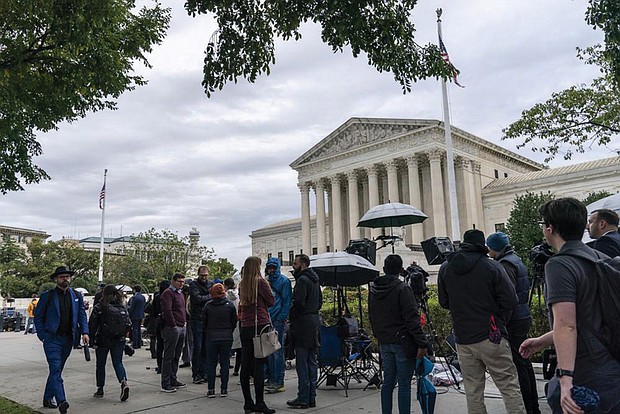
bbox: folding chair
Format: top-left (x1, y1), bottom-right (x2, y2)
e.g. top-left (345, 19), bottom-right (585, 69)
top-left (317, 325), bottom-right (350, 397)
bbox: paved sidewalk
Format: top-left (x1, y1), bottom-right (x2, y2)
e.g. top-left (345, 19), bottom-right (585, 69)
top-left (0, 333), bottom-right (551, 413)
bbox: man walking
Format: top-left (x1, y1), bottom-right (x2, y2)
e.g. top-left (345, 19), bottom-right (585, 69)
top-left (438, 229), bottom-right (525, 414)
top-left (487, 232), bottom-right (540, 414)
top-left (265, 257), bottom-right (292, 394)
top-left (128, 285), bottom-right (146, 349)
top-left (520, 198), bottom-right (620, 413)
top-left (587, 208), bottom-right (620, 257)
top-left (24, 294), bottom-right (38, 335)
top-left (188, 265), bottom-right (213, 384)
top-left (369, 254), bottom-right (427, 414)
top-left (287, 254), bottom-right (322, 409)
top-left (160, 273), bottom-right (188, 393)
top-left (34, 266), bottom-right (89, 413)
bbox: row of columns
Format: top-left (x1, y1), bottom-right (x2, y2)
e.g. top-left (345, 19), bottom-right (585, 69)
top-left (298, 152), bottom-right (483, 255)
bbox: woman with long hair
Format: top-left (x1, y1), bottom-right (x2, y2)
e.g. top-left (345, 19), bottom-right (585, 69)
top-left (238, 257), bottom-right (275, 414)
top-left (88, 284), bottom-right (132, 401)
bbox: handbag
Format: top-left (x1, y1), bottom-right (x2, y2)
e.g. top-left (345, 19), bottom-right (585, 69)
top-left (252, 280), bottom-right (281, 359)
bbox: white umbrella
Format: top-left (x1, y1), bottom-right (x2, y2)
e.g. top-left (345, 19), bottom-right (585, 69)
top-left (586, 193), bottom-right (620, 214)
top-left (357, 202), bottom-right (428, 228)
top-left (310, 251), bottom-right (379, 287)
top-left (115, 284), bottom-right (133, 293)
top-left (74, 287), bottom-right (89, 295)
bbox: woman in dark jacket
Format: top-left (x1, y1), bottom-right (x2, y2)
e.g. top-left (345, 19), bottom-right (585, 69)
top-left (202, 283), bottom-right (238, 398)
top-left (88, 284), bottom-right (131, 401)
top-left (238, 256), bottom-right (275, 414)
top-left (152, 279), bottom-right (170, 373)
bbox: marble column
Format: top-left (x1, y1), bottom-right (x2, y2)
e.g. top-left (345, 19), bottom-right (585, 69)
top-left (330, 175), bottom-right (344, 251)
top-left (361, 178), bottom-right (370, 239)
top-left (427, 149), bottom-right (447, 236)
top-left (406, 155), bottom-right (424, 244)
top-left (299, 182), bottom-right (311, 254)
top-left (366, 165), bottom-right (381, 240)
top-left (472, 161), bottom-right (484, 232)
top-left (346, 170), bottom-right (360, 241)
top-left (385, 160), bottom-right (400, 203)
top-left (314, 180), bottom-right (327, 253)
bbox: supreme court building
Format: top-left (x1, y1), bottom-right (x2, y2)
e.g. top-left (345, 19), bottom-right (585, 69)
top-left (251, 117), bottom-right (620, 268)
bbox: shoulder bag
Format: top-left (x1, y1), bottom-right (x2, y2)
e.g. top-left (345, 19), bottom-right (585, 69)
top-left (253, 279), bottom-right (281, 358)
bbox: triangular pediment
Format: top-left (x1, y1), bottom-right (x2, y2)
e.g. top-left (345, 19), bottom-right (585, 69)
top-left (290, 117), bottom-right (436, 168)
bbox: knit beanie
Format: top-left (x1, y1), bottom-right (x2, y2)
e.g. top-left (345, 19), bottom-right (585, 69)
top-left (462, 229), bottom-right (487, 250)
top-left (486, 232), bottom-right (510, 252)
top-left (210, 283), bottom-right (226, 299)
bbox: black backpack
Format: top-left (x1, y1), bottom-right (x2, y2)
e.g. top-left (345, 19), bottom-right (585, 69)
top-left (100, 303), bottom-right (131, 340)
top-left (556, 250), bottom-right (620, 361)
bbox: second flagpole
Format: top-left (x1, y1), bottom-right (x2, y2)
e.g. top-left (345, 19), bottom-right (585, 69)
top-left (98, 169), bottom-right (108, 283)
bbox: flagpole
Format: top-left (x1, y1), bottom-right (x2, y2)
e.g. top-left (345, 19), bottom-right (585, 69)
top-left (98, 169), bottom-right (108, 282)
top-left (437, 8), bottom-right (461, 243)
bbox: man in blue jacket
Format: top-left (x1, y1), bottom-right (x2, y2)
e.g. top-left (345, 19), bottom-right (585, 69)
top-left (34, 266), bottom-right (90, 414)
top-left (128, 285), bottom-right (146, 349)
top-left (265, 257), bottom-right (292, 394)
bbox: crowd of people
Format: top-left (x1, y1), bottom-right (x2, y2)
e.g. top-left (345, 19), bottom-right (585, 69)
top-left (28, 199), bottom-right (620, 414)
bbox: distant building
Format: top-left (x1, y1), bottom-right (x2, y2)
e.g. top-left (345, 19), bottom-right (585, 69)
top-left (0, 225), bottom-right (50, 248)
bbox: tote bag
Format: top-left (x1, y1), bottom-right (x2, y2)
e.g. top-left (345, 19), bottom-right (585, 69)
top-left (252, 281), bottom-right (281, 358)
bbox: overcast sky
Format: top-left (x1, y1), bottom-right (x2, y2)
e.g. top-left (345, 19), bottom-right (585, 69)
top-left (1, 0), bottom-right (615, 270)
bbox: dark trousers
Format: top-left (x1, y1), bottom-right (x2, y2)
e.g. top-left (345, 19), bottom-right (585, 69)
top-left (295, 346), bottom-right (318, 405)
top-left (240, 326), bottom-right (268, 406)
top-left (95, 340), bottom-right (127, 387)
top-left (206, 339), bottom-right (233, 391)
top-left (131, 319), bottom-right (142, 348)
top-left (43, 335), bottom-right (73, 403)
top-left (161, 326), bottom-right (185, 388)
top-left (156, 330), bottom-right (164, 369)
top-left (508, 317), bottom-right (541, 414)
top-left (148, 334), bottom-right (157, 359)
top-left (190, 319), bottom-right (207, 378)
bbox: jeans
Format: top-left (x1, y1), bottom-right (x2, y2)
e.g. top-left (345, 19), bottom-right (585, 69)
top-left (95, 340), bottom-right (127, 387)
top-left (206, 339), bottom-right (233, 391)
top-left (24, 316), bottom-right (36, 334)
top-left (131, 319), bottom-right (142, 348)
top-left (380, 343), bottom-right (415, 414)
top-left (508, 317), bottom-right (541, 414)
top-left (267, 319), bottom-right (286, 386)
top-left (190, 319), bottom-right (207, 378)
top-left (295, 346), bottom-right (318, 405)
top-left (161, 325), bottom-right (185, 388)
top-left (43, 334), bottom-right (73, 403)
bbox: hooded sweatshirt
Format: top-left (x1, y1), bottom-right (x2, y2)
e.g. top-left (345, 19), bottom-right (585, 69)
top-left (368, 274), bottom-right (427, 347)
top-left (438, 243), bottom-right (518, 345)
top-left (289, 267), bottom-right (322, 348)
top-left (265, 257), bottom-right (293, 322)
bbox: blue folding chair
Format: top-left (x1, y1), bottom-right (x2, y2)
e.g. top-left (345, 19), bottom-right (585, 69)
top-left (317, 325), bottom-right (350, 396)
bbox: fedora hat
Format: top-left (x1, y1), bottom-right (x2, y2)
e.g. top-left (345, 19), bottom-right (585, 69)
top-left (50, 266), bottom-right (75, 279)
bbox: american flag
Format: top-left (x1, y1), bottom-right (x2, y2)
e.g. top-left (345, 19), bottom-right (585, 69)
top-left (439, 35), bottom-right (463, 88)
top-left (99, 183), bottom-right (106, 210)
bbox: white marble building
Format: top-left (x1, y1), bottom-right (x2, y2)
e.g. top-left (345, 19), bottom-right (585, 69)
top-left (251, 118), bottom-right (620, 269)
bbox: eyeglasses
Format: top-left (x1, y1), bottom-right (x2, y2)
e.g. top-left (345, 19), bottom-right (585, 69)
top-left (538, 221), bottom-right (547, 229)
top-left (198, 274), bottom-right (209, 277)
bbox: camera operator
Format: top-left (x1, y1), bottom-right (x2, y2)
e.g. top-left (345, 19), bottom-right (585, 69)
top-left (403, 261), bottom-right (429, 301)
top-left (487, 232), bottom-right (540, 414)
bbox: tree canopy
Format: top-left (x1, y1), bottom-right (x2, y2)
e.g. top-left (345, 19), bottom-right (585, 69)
top-left (0, 0), bottom-right (170, 193)
top-left (184, 0), bottom-right (455, 97)
top-left (503, 0), bottom-right (620, 162)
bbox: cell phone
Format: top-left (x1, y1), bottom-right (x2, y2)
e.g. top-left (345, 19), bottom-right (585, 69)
top-left (84, 345), bottom-right (91, 361)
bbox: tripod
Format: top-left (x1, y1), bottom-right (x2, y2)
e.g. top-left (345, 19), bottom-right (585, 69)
top-left (417, 292), bottom-right (461, 389)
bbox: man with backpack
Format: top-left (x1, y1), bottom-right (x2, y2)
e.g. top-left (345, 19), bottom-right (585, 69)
top-left (520, 198), bottom-right (620, 413)
top-left (128, 285), bottom-right (146, 349)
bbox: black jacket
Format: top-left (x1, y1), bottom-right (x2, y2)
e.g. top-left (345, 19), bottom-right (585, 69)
top-left (438, 243), bottom-right (518, 345)
top-left (189, 278), bottom-right (213, 321)
top-left (290, 268), bottom-right (322, 348)
top-left (202, 297), bottom-right (238, 342)
top-left (368, 274), bottom-right (427, 347)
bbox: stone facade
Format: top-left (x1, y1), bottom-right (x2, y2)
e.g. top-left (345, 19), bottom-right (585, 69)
top-left (250, 117), bottom-right (620, 271)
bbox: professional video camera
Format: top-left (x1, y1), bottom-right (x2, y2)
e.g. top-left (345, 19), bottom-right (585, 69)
top-left (528, 241), bottom-right (554, 306)
top-left (403, 263), bottom-right (430, 299)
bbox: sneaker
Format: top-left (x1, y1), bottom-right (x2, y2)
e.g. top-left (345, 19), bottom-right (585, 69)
top-left (265, 384), bottom-right (285, 394)
top-left (192, 377), bottom-right (206, 385)
top-left (171, 381), bottom-right (187, 389)
top-left (161, 386), bottom-right (177, 393)
top-left (287, 399), bottom-right (309, 409)
top-left (220, 389), bottom-right (228, 398)
top-left (58, 400), bottom-right (70, 414)
top-left (207, 389), bottom-right (216, 398)
top-left (120, 380), bottom-right (129, 402)
top-left (309, 401), bottom-right (316, 408)
top-left (232, 371), bottom-right (239, 376)
top-left (93, 388), bottom-right (104, 398)
top-left (179, 362), bottom-right (191, 368)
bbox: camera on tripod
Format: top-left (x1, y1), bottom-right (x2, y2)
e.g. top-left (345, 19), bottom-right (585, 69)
top-left (529, 241), bottom-right (554, 269)
top-left (403, 263), bottom-right (430, 299)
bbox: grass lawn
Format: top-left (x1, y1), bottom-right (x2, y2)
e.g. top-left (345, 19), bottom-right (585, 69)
top-left (0, 396), bottom-right (38, 414)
